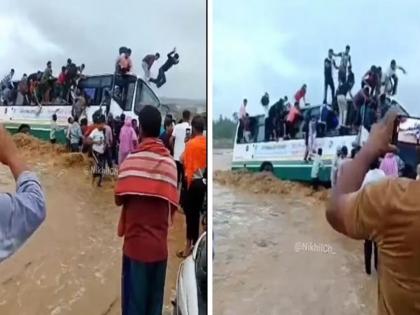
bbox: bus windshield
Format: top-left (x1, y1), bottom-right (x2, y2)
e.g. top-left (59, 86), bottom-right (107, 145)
top-left (112, 75), bottom-right (137, 111)
top-left (78, 74), bottom-right (137, 111)
top-left (134, 79), bottom-right (160, 116)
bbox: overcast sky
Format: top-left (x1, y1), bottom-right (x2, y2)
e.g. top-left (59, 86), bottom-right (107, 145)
top-left (0, 0), bottom-right (206, 100)
top-left (214, 0), bottom-right (420, 119)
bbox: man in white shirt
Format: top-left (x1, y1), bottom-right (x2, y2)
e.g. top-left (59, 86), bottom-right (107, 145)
top-left (384, 59), bottom-right (406, 96)
top-left (172, 110), bottom-right (191, 188)
top-left (88, 115), bottom-right (106, 187)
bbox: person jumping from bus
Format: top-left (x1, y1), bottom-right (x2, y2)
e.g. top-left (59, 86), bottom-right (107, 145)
top-left (149, 48), bottom-right (179, 88)
top-left (294, 84), bottom-right (307, 107)
top-left (324, 49), bottom-right (338, 104)
top-left (384, 59), bottom-right (406, 96)
top-left (142, 53), bottom-right (160, 81)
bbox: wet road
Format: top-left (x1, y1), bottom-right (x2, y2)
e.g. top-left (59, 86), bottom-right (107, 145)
top-left (213, 149), bottom-right (376, 315)
top-left (0, 136), bottom-right (184, 315)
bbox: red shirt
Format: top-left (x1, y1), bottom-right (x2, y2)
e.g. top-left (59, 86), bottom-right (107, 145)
top-left (118, 196), bottom-right (176, 263)
top-left (294, 89), bottom-right (306, 102)
top-left (58, 72), bottom-right (66, 85)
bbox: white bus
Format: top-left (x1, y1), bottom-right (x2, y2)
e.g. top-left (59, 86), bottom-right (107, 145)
top-left (232, 97), bottom-right (410, 182)
top-left (0, 74), bottom-right (168, 143)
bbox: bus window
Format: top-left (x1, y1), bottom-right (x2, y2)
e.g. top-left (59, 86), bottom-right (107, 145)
top-left (113, 76), bottom-right (136, 111)
top-left (134, 79), bottom-right (160, 116)
top-left (78, 76), bottom-right (104, 105)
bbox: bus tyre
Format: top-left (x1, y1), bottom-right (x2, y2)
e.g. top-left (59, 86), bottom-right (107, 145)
top-left (17, 124), bottom-right (31, 135)
top-left (260, 162), bottom-right (274, 173)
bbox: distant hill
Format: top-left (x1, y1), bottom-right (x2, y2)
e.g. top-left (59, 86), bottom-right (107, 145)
top-left (160, 97), bottom-right (206, 115)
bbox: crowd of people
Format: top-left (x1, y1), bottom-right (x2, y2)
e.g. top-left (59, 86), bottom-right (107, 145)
top-left (0, 59), bottom-right (86, 106)
top-left (14, 105), bottom-right (207, 315)
top-left (237, 45), bottom-right (407, 155)
top-left (0, 46), bottom-right (181, 108)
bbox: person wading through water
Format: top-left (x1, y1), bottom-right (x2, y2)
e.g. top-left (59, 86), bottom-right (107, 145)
top-left (115, 105), bottom-right (178, 315)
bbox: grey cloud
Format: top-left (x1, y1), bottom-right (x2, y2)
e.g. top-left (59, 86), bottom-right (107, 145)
top-left (214, 0), bottom-right (420, 117)
top-left (1, 0), bottom-right (206, 100)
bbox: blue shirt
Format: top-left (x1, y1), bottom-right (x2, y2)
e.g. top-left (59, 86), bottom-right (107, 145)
top-left (0, 171), bottom-right (46, 262)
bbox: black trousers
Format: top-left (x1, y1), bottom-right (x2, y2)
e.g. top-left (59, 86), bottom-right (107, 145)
top-left (391, 74), bottom-right (398, 95)
top-left (150, 68), bottom-right (166, 88)
top-left (324, 76), bottom-right (335, 103)
top-left (92, 150), bottom-right (106, 185)
top-left (264, 117), bottom-right (271, 141)
top-left (311, 177), bottom-right (320, 190)
top-left (364, 240), bottom-right (378, 274)
top-left (184, 179), bottom-right (206, 244)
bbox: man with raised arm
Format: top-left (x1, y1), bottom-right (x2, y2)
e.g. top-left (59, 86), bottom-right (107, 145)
top-left (0, 125), bottom-right (46, 262)
top-left (149, 48), bottom-right (180, 88)
top-left (384, 59), bottom-right (406, 96)
top-left (326, 109), bottom-right (420, 314)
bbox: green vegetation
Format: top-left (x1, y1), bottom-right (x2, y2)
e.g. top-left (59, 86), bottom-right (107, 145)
top-left (213, 114), bottom-right (237, 148)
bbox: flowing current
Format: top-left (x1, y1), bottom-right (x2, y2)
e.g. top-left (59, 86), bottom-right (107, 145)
top-left (0, 135), bottom-right (183, 315)
top-left (213, 149), bottom-right (376, 315)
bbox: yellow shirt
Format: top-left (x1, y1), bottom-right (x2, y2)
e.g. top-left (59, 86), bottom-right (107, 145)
top-left (344, 178), bottom-right (420, 314)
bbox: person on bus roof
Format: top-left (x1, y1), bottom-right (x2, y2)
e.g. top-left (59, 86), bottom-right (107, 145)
top-left (149, 47), bottom-right (179, 88)
top-left (294, 84), bottom-right (307, 107)
top-left (142, 52), bottom-right (160, 81)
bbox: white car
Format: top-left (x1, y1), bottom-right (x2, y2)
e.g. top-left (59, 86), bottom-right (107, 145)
top-left (173, 232), bottom-right (207, 315)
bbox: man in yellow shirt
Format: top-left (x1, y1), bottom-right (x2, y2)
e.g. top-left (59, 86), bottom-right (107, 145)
top-left (327, 109), bottom-right (420, 314)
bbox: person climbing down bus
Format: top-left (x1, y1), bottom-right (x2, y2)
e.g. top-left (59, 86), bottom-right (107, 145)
top-left (311, 148), bottom-right (324, 191)
top-left (149, 48), bottom-right (179, 88)
top-left (294, 84), bottom-right (307, 107)
top-left (285, 102), bottom-right (301, 139)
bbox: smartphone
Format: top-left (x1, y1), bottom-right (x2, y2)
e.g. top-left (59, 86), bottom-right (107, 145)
top-left (185, 127), bottom-right (191, 142)
top-left (393, 116), bottom-right (420, 145)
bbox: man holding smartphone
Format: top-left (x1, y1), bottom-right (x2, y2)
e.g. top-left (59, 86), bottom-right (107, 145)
top-left (0, 125), bottom-right (46, 262)
top-left (327, 109), bottom-right (420, 314)
top-left (171, 110), bottom-right (191, 188)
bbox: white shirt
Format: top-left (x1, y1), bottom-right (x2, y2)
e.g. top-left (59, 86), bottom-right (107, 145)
top-left (90, 128), bottom-right (105, 154)
top-left (173, 122), bottom-right (190, 161)
top-left (361, 169), bottom-right (386, 188)
top-left (263, 105), bottom-right (269, 118)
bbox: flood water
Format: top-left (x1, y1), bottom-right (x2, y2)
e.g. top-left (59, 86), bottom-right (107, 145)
top-left (0, 136), bottom-right (185, 315)
top-left (213, 149), bottom-right (376, 315)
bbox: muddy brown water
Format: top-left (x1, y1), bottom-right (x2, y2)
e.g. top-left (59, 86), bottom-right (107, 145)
top-left (0, 135), bottom-right (185, 315)
top-left (213, 149), bottom-right (376, 315)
